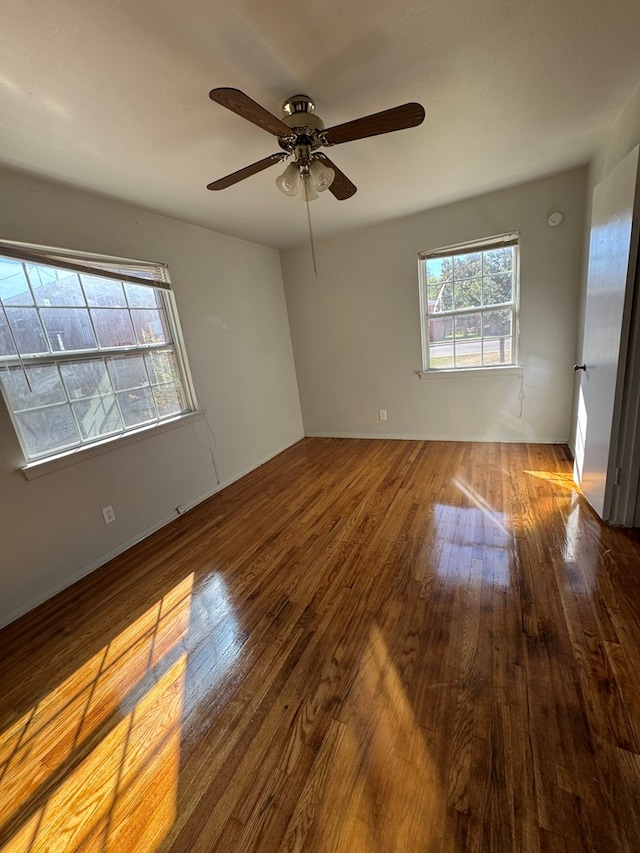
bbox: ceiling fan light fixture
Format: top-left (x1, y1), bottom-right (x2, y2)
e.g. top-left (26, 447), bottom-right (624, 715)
top-left (276, 162), bottom-right (300, 196)
top-left (297, 173), bottom-right (319, 202)
top-left (309, 158), bottom-right (335, 192)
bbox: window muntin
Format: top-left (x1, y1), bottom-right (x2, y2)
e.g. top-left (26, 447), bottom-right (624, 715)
top-left (419, 235), bottom-right (518, 371)
top-left (0, 250), bottom-right (194, 462)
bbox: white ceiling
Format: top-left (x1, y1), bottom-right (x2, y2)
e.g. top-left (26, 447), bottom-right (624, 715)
top-left (3, 0), bottom-right (640, 249)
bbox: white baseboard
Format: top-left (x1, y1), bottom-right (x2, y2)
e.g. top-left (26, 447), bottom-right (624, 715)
top-left (305, 431), bottom-right (569, 444)
top-left (0, 432), bottom-right (305, 630)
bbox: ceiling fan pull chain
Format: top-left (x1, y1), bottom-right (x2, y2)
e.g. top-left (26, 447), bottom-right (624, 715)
top-left (304, 178), bottom-right (318, 278)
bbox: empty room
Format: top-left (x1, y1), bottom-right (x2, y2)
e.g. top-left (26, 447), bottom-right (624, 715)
top-left (2, 0), bottom-right (640, 850)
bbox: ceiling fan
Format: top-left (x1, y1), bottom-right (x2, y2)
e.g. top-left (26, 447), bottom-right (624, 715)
top-left (207, 88), bottom-right (426, 202)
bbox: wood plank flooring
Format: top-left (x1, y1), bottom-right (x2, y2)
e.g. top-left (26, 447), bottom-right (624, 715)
top-left (2, 438), bottom-right (640, 852)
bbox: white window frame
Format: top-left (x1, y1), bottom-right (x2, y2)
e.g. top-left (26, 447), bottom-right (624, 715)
top-left (0, 238), bottom-right (198, 476)
top-left (418, 232), bottom-right (520, 375)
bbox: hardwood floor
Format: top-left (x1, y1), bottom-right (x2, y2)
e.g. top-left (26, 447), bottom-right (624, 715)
top-left (2, 438), bottom-right (640, 852)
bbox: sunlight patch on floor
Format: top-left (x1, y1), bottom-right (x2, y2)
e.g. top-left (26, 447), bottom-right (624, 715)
top-left (524, 469), bottom-right (582, 493)
top-left (289, 622), bottom-right (451, 851)
top-left (0, 575), bottom-right (194, 853)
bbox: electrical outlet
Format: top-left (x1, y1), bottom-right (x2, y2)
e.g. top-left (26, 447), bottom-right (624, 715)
top-left (379, 409), bottom-right (387, 421)
top-left (102, 505), bottom-right (116, 524)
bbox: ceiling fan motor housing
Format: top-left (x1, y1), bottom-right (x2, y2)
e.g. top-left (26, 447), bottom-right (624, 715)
top-left (279, 95), bottom-right (325, 155)
top-left (282, 94), bottom-right (317, 116)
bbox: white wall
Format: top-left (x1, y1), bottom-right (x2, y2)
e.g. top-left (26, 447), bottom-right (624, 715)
top-left (0, 168), bottom-right (303, 627)
top-left (282, 168), bottom-right (586, 443)
top-left (590, 81), bottom-right (640, 187)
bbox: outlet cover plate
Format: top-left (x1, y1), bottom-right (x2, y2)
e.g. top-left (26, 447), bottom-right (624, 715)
top-left (102, 505), bottom-right (116, 524)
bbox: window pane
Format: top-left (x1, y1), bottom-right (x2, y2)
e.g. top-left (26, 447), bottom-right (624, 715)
top-left (116, 387), bottom-right (157, 427)
top-left (91, 308), bottom-right (136, 348)
top-left (427, 280), bottom-right (440, 302)
top-left (81, 275), bottom-right (126, 307)
top-left (454, 252), bottom-right (481, 279)
top-left (454, 312), bottom-right (482, 341)
top-left (28, 265), bottom-right (85, 307)
top-left (483, 337), bottom-right (511, 365)
top-left (455, 338), bottom-right (482, 368)
top-left (5, 307), bottom-right (49, 355)
top-left (454, 278), bottom-right (481, 310)
top-left (2, 364), bottom-right (67, 410)
top-left (16, 406), bottom-right (80, 457)
top-left (125, 282), bottom-right (158, 308)
top-left (153, 384), bottom-right (184, 418)
top-left (483, 247), bottom-right (513, 275)
top-left (483, 274), bottom-right (512, 306)
top-left (131, 309), bottom-right (168, 345)
top-left (71, 395), bottom-right (123, 439)
top-left (0, 258), bottom-right (32, 305)
top-left (145, 350), bottom-right (179, 385)
top-left (107, 354), bottom-right (149, 391)
top-left (427, 282), bottom-right (452, 313)
top-left (60, 359), bottom-right (111, 400)
top-left (483, 309), bottom-right (512, 338)
top-left (428, 345), bottom-right (454, 370)
top-left (41, 307), bottom-right (96, 352)
top-left (0, 311), bottom-right (17, 355)
top-left (426, 257), bottom-right (452, 283)
top-left (428, 315), bottom-right (453, 344)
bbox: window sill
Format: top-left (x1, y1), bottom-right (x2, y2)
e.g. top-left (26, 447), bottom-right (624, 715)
top-left (418, 365), bottom-right (523, 380)
top-left (21, 411), bottom-right (204, 480)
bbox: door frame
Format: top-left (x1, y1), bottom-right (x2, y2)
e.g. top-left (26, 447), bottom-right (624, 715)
top-left (600, 152), bottom-right (640, 524)
top-left (609, 241), bottom-right (640, 525)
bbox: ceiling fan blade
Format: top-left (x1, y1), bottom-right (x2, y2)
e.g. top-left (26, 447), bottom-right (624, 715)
top-left (207, 153), bottom-right (287, 190)
top-left (315, 153), bottom-right (357, 200)
top-left (323, 102), bottom-right (425, 146)
top-left (209, 88), bottom-right (292, 138)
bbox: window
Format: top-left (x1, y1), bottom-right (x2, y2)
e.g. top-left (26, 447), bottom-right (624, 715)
top-left (0, 240), bottom-right (196, 464)
top-left (418, 233), bottom-right (519, 372)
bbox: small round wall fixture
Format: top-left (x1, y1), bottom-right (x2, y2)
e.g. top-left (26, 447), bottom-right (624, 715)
top-left (547, 211), bottom-right (564, 227)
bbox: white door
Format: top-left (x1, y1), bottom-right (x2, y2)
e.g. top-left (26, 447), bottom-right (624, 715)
top-left (574, 145), bottom-right (640, 519)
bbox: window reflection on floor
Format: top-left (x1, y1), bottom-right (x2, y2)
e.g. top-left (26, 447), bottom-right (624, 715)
top-left (431, 479), bottom-right (511, 587)
top-left (0, 575), bottom-right (194, 853)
